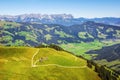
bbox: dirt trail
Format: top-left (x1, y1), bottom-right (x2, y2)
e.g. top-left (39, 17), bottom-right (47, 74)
top-left (34, 63), bottom-right (87, 68)
top-left (31, 49), bottom-right (40, 67)
top-left (32, 49), bottom-right (87, 69)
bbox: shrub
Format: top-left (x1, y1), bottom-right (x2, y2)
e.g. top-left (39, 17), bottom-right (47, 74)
top-left (48, 44), bottom-right (64, 51)
top-left (35, 44), bottom-right (47, 48)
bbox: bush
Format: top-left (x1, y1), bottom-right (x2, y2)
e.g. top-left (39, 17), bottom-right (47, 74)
top-left (48, 44), bottom-right (64, 51)
top-left (87, 60), bottom-right (92, 68)
top-left (35, 44), bottom-right (47, 48)
top-left (35, 44), bottom-right (64, 51)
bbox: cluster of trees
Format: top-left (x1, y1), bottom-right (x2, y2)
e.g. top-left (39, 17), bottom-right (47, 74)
top-left (87, 60), bottom-right (120, 80)
top-left (35, 44), bottom-right (64, 51)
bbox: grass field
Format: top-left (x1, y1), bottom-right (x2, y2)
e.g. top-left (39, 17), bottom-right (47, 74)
top-left (0, 47), bottom-right (101, 80)
top-left (60, 40), bottom-right (120, 59)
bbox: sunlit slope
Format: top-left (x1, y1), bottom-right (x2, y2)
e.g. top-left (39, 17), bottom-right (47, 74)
top-left (33, 48), bottom-right (86, 67)
top-left (0, 47), bottom-right (101, 80)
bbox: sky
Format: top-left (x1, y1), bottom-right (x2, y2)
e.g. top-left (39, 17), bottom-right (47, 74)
top-left (0, 0), bottom-right (120, 18)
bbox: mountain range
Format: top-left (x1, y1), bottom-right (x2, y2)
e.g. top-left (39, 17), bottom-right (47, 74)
top-left (0, 14), bottom-right (120, 26)
top-left (1, 20), bottom-right (120, 46)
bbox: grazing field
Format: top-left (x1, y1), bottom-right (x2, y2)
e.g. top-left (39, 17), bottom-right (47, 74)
top-left (60, 40), bottom-right (120, 59)
top-left (0, 47), bottom-right (101, 80)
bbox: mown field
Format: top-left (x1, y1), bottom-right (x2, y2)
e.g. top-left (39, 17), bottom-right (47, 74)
top-left (0, 47), bottom-right (101, 80)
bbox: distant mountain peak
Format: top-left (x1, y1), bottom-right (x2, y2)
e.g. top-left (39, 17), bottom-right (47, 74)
top-left (0, 13), bottom-right (74, 19)
top-left (0, 14), bottom-right (120, 26)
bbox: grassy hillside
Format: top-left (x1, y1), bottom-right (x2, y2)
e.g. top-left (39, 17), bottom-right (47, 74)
top-left (1, 21), bottom-right (120, 46)
top-left (0, 47), bottom-right (101, 80)
top-left (60, 40), bottom-right (120, 59)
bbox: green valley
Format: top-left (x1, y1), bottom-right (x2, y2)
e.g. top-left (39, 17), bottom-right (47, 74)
top-left (1, 21), bottom-right (120, 46)
top-left (60, 40), bottom-right (120, 59)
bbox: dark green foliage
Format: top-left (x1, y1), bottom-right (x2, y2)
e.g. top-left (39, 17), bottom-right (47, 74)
top-left (48, 44), bottom-right (64, 51)
top-left (35, 44), bottom-right (47, 48)
top-left (87, 60), bottom-right (93, 68)
top-left (77, 55), bottom-right (88, 60)
top-left (87, 60), bottom-right (120, 80)
top-left (36, 44), bottom-right (64, 51)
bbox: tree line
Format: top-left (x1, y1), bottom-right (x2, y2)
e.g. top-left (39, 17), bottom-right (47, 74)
top-left (87, 60), bottom-right (120, 80)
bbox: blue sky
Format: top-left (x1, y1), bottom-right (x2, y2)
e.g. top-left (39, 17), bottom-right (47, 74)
top-left (0, 0), bottom-right (120, 18)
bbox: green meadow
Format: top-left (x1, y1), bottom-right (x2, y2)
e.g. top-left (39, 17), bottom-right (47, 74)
top-left (60, 40), bottom-right (120, 59)
top-left (0, 47), bottom-right (101, 80)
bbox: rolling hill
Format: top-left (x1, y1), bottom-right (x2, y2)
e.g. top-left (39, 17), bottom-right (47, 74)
top-left (86, 44), bottom-right (120, 74)
top-left (0, 47), bottom-right (101, 80)
top-left (1, 21), bottom-right (120, 46)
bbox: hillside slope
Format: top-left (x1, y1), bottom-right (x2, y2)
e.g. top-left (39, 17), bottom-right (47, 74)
top-left (1, 21), bottom-right (120, 46)
top-left (0, 47), bottom-right (101, 80)
top-left (86, 44), bottom-right (120, 74)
